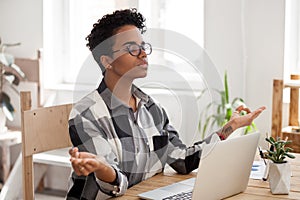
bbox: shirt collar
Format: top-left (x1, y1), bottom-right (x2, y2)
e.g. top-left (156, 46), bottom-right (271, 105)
top-left (97, 78), bottom-right (149, 110)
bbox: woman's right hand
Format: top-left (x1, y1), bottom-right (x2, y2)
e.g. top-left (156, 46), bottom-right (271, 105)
top-left (69, 147), bottom-right (116, 183)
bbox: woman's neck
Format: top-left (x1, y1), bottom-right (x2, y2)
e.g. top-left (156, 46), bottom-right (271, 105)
top-left (104, 74), bottom-right (133, 106)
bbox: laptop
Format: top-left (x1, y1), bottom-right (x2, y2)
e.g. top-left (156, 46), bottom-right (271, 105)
top-left (138, 131), bottom-right (260, 200)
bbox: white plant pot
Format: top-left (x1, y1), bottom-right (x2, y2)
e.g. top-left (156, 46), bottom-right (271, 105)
top-left (0, 108), bottom-right (8, 133)
top-left (269, 162), bottom-right (291, 194)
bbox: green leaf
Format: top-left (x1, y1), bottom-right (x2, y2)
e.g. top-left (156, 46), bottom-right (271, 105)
top-left (220, 91), bottom-right (226, 107)
top-left (224, 71), bottom-right (229, 104)
top-left (0, 92), bottom-right (15, 121)
top-left (285, 153), bottom-right (296, 159)
top-left (265, 137), bottom-right (274, 145)
top-left (285, 147), bottom-right (293, 152)
top-left (196, 88), bottom-right (208, 100)
top-left (232, 97), bottom-right (244, 105)
top-left (269, 137), bottom-right (276, 143)
top-left (251, 122), bottom-right (257, 130)
top-left (225, 107), bottom-right (232, 121)
top-left (285, 140), bottom-right (292, 145)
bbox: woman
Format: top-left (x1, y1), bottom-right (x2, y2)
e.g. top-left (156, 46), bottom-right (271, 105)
top-left (67, 8), bottom-right (265, 199)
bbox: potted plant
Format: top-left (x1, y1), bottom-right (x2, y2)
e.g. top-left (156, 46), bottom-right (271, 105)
top-left (265, 136), bottom-right (295, 194)
top-left (198, 71), bottom-right (256, 139)
top-left (0, 37), bottom-right (26, 132)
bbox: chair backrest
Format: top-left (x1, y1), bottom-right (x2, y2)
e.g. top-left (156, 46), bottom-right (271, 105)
top-left (21, 91), bottom-right (72, 200)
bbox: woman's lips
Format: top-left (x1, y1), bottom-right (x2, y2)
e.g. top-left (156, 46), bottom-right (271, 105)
top-left (137, 61), bottom-right (148, 68)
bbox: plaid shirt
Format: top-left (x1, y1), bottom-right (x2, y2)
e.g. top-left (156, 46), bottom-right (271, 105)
top-left (66, 79), bottom-right (220, 199)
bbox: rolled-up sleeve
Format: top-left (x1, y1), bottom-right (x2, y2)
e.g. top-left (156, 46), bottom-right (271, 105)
top-left (95, 167), bottom-right (128, 197)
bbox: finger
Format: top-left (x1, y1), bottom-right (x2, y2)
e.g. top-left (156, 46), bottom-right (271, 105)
top-left (243, 107), bottom-right (251, 113)
top-left (71, 160), bottom-right (82, 175)
top-left (253, 107), bottom-right (266, 115)
top-left (69, 147), bottom-right (79, 158)
top-left (69, 148), bottom-right (75, 156)
top-left (82, 159), bottom-right (98, 168)
top-left (85, 157), bottom-right (106, 168)
top-left (82, 162), bottom-right (94, 174)
top-left (77, 164), bottom-right (91, 176)
top-left (78, 151), bottom-right (96, 159)
top-left (235, 105), bottom-right (251, 115)
top-left (233, 110), bottom-right (240, 114)
top-left (250, 108), bottom-right (265, 119)
top-left (235, 105), bottom-right (244, 112)
top-left (70, 158), bottom-right (80, 168)
top-left (78, 166), bottom-right (88, 176)
top-left (83, 159), bottom-right (107, 175)
top-left (71, 158), bottom-right (86, 173)
top-left (257, 106), bottom-right (266, 111)
top-left (236, 106), bottom-right (251, 114)
top-left (74, 148), bottom-right (80, 158)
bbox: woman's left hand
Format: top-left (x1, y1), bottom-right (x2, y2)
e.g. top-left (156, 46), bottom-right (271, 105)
top-left (230, 105), bottom-right (266, 129)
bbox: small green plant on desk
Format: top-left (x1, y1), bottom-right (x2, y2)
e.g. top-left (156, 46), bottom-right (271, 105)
top-left (265, 136), bottom-right (295, 163)
top-left (265, 136), bottom-right (295, 194)
top-left (198, 71), bottom-right (256, 139)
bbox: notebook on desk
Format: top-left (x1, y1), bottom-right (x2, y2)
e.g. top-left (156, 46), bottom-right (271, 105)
top-left (138, 131), bottom-right (260, 200)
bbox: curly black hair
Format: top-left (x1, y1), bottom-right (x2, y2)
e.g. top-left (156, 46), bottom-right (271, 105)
top-left (86, 8), bottom-right (146, 72)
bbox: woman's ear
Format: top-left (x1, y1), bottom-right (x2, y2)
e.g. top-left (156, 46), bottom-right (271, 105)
top-left (100, 55), bottom-right (113, 70)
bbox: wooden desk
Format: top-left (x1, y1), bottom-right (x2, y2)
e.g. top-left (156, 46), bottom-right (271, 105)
top-left (0, 130), bottom-right (21, 183)
top-left (114, 154), bottom-right (300, 199)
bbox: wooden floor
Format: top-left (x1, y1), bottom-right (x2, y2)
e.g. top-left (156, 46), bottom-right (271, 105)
top-left (35, 188), bottom-right (66, 200)
top-left (36, 193), bottom-right (65, 200)
top-left (0, 186), bottom-right (66, 200)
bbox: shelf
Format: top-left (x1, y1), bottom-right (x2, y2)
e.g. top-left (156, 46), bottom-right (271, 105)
top-left (272, 78), bottom-right (300, 153)
top-left (282, 126), bottom-right (300, 133)
top-left (282, 126), bottom-right (300, 153)
top-left (284, 80), bottom-right (300, 88)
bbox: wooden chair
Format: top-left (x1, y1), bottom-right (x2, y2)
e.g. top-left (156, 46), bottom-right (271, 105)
top-left (21, 91), bottom-right (73, 199)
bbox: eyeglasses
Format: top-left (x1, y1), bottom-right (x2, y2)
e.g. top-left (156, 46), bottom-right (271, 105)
top-left (112, 42), bottom-right (152, 57)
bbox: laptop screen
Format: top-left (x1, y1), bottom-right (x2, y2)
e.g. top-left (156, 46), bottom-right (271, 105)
top-left (138, 132), bottom-right (260, 200)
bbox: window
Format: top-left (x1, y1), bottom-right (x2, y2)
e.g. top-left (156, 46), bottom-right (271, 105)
top-left (43, 0), bottom-right (206, 144)
top-left (284, 0), bottom-right (300, 81)
top-left (283, 0), bottom-right (300, 103)
top-left (43, 0), bottom-right (204, 87)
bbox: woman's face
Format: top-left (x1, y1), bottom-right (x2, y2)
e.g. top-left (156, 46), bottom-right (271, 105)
top-left (109, 25), bottom-right (149, 80)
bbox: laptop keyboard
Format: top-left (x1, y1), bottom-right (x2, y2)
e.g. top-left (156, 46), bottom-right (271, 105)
top-left (162, 191), bottom-right (193, 200)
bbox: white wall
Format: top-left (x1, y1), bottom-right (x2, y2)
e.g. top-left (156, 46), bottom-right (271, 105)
top-left (245, 0), bottom-right (285, 134)
top-left (205, 0), bottom-right (246, 98)
top-left (205, 0), bottom-right (285, 137)
top-left (0, 0), bottom-right (43, 58)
